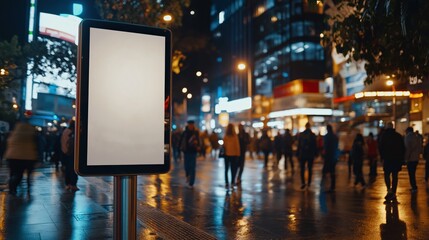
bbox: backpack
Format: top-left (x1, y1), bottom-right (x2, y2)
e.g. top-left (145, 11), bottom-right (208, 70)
top-left (65, 132), bottom-right (75, 156)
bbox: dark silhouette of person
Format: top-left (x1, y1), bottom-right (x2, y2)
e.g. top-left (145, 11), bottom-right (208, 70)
top-left (351, 133), bottom-right (366, 187)
top-left (179, 120), bottom-right (200, 188)
top-left (259, 130), bottom-right (272, 168)
top-left (366, 132), bottom-right (379, 180)
top-left (283, 129), bottom-right (294, 173)
top-left (273, 131), bottom-right (283, 168)
top-left (297, 122), bottom-right (317, 190)
top-left (172, 128), bottom-right (183, 162)
top-left (379, 122), bottom-right (405, 203)
top-left (380, 203), bottom-right (407, 240)
top-left (322, 124), bottom-right (339, 192)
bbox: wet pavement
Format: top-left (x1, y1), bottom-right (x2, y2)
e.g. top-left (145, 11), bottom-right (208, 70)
top-left (1, 154), bottom-right (429, 239)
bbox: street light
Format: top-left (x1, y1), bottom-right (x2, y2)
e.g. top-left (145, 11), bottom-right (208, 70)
top-left (163, 14), bottom-right (172, 22)
top-left (386, 79), bottom-right (396, 127)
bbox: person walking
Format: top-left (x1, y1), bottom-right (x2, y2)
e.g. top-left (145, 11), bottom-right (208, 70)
top-left (171, 128), bottom-right (183, 162)
top-left (179, 120), bottom-right (200, 188)
top-left (259, 130), bottom-right (272, 168)
top-left (236, 124), bottom-right (250, 184)
top-left (322, 125), bottom-right (339, 192)
top-left (273, 131), bottom-right (283, 168)
top-left (297, 122), bottom-right (317, 190)
top-left (379, 122), bottom-right (405, 203)
top-left (351, 133), bottom-right (366, 187)
top-left (404, 127), bottom-right (421, 193)
top-left (4, 121), bottom-right (39, 194)
top-left (209, 131), bottom-right (220, 159)
top-left (283, 129), bottom-right (295, 173)
top-left (61, 120), bottom-right (79, 191)
top-left (367, 132), bottom-right (379, 180)
top-left (424, 136), bottom-right (429, 183)
top-left (223, 123), bottom-right (240, 189)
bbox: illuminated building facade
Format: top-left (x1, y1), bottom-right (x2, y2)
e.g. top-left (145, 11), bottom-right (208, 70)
top-left (25, 0), bottom-right (98, 125)
top-left (210, 0), bottom-right (330, 132)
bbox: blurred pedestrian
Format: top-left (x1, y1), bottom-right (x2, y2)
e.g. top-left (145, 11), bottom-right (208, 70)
top-left (51, 129), bottom-right (62, 168)
top-left (4, 121), bottom-right (39, 194)
top-left (379, 122), bottom-right (405, 203)
top-left (351, 133), bottom-right (366, 187)
top-left (209, 131), bottom-right (220, 159)
top-left (236, 124), bottom-right (250, 184)
top-left (297, 122), bottom-right (317, 190)
top-left (273, 131), bottom-right (283, 168)
top-left (199, 130), bottom-right (210, 158)
top-left (259, 130), bottom-right (272, 168)
top-left (404, 127), bottom-right (421, 193)
top-left (283, 129), bottom-right (295, 173)
top-left (367, 132), bottom-right (379, 180)
top-left (424, 136), bottom-right (429, 183)
top-left (223, 123), bottom-right (240, 188)
top-left (172, 128), bottom-right (182, 162)
top-left (317, 133), bottom-right (324, 158)
top-left (343, 130), bottom-right (354, 175)
top-left (322, 124), bottom-right (339, 192)
top-left (61, 120), bottom-right (79, 191)
top-left (179, 120), bottom-right (200, 188)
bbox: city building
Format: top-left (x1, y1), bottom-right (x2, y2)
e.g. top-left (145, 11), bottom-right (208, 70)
top-left (24, 0), bottom-right (99, 126)
top-left (210, 0), bottom-right (334, 133)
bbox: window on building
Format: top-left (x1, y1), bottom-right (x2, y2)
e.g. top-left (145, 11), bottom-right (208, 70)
top-left (292, 0), bottom-right (302, 15)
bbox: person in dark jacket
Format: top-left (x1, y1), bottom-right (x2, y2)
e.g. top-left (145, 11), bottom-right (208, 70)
top-left (259, 130), bottom-right (272, 168)
top-left (283, 129), bottom-right (294, 172)
top-left (351, 133), bottom-right (366, 187)
top-left (179, 120), bottom-right (200, 188)
top-left (379, 122), bottom-right (405, 202)
top-left (366, 132), bottom-right (379, 179)
top-left (322, 124), bottom-right (339, 192)
top-left (297, 122), bottom-right (317, 190)
top-left (273, 132), bottom-right (283, 168)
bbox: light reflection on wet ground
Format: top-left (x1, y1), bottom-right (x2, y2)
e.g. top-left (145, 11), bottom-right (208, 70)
top-left (0, 155), bottom-right (428, 239)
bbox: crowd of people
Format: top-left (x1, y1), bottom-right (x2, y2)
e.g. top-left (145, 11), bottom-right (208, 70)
top-left (3, 117), bottom-right (429, 203)
top-left (173, 120), bottom-right (429, 203)
top-left (1, 118), bottom-right (78, 195)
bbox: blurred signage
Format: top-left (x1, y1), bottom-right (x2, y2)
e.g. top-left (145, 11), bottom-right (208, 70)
top-left (215, 97), bottom-right (251, 113)
top-left (39, 12), bottom-right (82, 45)
top-left (273, 79), bottom-right (321, 98)
top-left (218, 112), bottom-right (229, 127)
top-left (201, 95), bottom-right (211, 112)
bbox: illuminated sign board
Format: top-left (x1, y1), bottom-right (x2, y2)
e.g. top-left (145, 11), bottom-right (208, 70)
top-left (76, 20), bottom-right (171, 175)
top-left (39, 12), bottom-right (82, 44)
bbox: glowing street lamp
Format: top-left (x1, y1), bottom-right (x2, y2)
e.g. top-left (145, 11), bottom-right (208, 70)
top-left (196, 71), bottom-right (202, 77)
top-left (237, 63), bottom-right (246, 71)
top-left (182, 87), bottom-right (188, 93)
top-left (163, 14), bottom-right (172, 22)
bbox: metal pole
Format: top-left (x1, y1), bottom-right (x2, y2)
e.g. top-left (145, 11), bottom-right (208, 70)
top-left (114, 175), bottom-right (137, 240)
